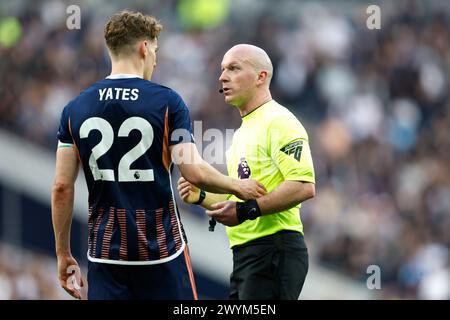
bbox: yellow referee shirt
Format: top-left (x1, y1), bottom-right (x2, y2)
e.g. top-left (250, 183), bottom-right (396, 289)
top-left (226, 100), bottom-right (315, 248)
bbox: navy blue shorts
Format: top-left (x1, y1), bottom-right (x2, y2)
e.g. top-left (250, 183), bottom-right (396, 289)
top-left (87, 247), bottom-right (197, 300)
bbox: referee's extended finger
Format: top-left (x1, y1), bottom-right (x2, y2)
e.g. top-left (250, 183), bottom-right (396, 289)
top-left (210, 201), bottom-right (227, 210)
top-left (206, 208), bottom-right (222, 217)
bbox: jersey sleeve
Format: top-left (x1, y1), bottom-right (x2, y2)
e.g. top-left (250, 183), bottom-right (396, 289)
top-left (267, 115), bottom-right (315, 183)
top-left (56, 104), bottom-right (74, 145)
top-left (168, 91), bottom-right (194, 146)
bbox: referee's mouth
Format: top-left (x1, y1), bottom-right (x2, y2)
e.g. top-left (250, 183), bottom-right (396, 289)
top-left (222, 87), bottom-right (231, 94)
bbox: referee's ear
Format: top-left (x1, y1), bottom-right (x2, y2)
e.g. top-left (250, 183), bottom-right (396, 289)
top-left (257, 70), bottom-right (269, 87)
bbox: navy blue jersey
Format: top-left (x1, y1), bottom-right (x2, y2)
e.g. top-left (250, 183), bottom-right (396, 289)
top-left (57, 74), bottom-right (194, 265)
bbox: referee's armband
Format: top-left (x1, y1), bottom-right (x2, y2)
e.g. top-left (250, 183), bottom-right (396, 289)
top-left (236, 200), bottom-right (262, 224)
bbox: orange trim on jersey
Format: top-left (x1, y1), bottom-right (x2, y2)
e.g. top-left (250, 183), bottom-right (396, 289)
top-left (162, 108), bottom-right (171, 171)
top-left (184, 246), bottom-right (198, 300)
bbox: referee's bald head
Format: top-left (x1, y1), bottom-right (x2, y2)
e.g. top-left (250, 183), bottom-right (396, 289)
top-left (226, 44), bottom-right (273, 87)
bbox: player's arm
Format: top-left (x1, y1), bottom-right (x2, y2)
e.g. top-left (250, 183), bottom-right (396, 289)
top-left (170, 142), bottom-right (266, 200)
top-left (51, 144), bottom-right (84, 299)
top-left (177, 176), bottom-right (228, 210)
top-left (255, 180), bottom-right (315, 214)
top-left (177, 175), bottom-right (313, 212)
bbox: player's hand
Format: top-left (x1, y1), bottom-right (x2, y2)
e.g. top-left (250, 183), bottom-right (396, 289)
top-left (206, 201), bottom-right (239, 226)
top-left (234, 179), bottom-right (266, 200)
top-left (57, 253), bottom-right (84, 300)
top-left (177, 177), bottom-right (201, 204)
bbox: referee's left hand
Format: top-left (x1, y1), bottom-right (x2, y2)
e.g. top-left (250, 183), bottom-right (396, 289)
top-left (206, 201), bottom-right (239, 226)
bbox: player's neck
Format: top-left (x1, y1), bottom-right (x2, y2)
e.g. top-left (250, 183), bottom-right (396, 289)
top-left (239, 91), bottom-right (272, 118)
top-left (110, 59), bottom-right (144, 79)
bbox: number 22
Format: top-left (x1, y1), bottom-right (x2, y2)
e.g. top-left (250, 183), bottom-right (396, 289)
top-left (79, 117), bottom-right (154, 182)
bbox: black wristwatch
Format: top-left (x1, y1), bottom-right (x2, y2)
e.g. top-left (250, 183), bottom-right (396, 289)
top-left (194, 190), bottom-right (206, 205)
top-left (236, 199), bottom-right (262, 224)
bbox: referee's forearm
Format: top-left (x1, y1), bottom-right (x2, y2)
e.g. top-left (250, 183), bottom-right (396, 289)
top-left (256, 181), bottom-right (315, 215)
top-left (51, 183), bottom-right (75, 255)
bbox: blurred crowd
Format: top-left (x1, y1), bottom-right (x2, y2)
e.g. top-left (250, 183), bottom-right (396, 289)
top-left (1, 0), bottom-right (450, 299)
top-left (0, 243), bottom-right (72, 299)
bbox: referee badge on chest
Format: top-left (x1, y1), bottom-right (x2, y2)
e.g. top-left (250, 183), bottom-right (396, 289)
top-left (237, 157), bottom-right (251, 179)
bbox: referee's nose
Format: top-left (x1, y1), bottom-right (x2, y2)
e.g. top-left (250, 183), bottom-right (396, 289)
top-left (219, 70), bottom-right (228, 83)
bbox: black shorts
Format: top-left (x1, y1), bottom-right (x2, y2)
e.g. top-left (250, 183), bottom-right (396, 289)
top-left (229, 230), bottom-right (308, 300)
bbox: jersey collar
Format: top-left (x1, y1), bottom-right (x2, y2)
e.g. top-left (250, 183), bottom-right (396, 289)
top-left (106, 73), bottom-right (142, 79)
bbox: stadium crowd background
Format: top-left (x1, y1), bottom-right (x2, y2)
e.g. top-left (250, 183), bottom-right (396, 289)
top-left (0, 0), bottom-right (449, 299)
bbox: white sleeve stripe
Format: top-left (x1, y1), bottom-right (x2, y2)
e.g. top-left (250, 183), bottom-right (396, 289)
top-left (57, 140), bottom-right (74, 148)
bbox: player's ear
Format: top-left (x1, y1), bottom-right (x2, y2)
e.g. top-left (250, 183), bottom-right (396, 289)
top-left (139, 41), bottom-right (148, 58)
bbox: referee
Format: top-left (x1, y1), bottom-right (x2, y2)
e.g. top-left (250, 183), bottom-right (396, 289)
top-left (178, 44), bottom-right (316, 300)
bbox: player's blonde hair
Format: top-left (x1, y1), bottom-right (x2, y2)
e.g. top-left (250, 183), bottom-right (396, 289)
top-left (104, 10), bottom-right (162, 56)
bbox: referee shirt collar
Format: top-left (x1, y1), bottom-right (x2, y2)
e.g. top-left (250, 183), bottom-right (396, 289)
top-left (241, 99), bottom-right (273, 120)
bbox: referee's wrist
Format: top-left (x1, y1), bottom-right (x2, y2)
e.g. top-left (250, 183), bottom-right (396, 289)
top-left (236, 199), bottom-right (262, 224)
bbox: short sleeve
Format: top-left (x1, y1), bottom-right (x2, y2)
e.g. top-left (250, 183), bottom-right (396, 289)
top-left (268, 115), bottom-right (315, 183)
top-left (56, 105), bottom-right (73, 144)
top-left (168, 91), bottom-right (194, 146)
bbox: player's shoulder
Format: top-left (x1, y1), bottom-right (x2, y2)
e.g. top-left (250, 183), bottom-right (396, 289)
top-left (140, 80), bottom-right (184, 102)
top-left (131, 79), bottom-right (174, 94)
top-left (146, 81), bottom-right (173, 92)
top-left (67, 79), bottom-right (107, 104)
top-left (61, 94), bottom-right (80, 113)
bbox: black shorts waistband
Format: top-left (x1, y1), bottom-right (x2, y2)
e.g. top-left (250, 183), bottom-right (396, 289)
top-left (233, 230), bottom-right (303, 250)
